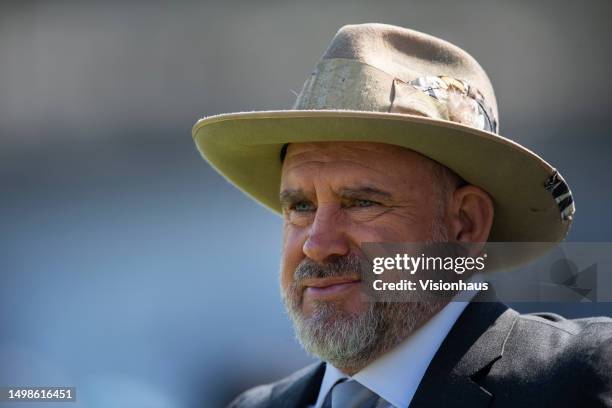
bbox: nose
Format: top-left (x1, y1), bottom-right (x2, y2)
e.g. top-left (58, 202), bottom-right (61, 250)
top-left (302, 203), bottom-right (350, 263)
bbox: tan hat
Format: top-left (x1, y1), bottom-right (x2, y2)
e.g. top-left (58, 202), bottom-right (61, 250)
top-left (192, 23), bottom-right (575, 259)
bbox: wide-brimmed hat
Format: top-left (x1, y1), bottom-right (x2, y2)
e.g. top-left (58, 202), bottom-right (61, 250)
top-left (192, 23), bottom-right (575, 260)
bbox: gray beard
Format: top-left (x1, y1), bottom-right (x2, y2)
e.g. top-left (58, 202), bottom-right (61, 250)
top-left (281, 219), bottom-right (450, 371)
top-left (282, 293), bottom-right (443, 371)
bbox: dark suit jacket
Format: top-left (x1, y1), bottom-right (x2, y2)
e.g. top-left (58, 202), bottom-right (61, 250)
top-left (228, 299), bottom-right (612, 407)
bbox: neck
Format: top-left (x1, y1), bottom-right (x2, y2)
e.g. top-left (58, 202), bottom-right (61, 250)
top-left (337, 365), bottom-right (361, 376)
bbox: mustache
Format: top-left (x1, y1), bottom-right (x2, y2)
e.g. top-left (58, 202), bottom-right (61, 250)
top-left (294, 254), bottom-right (363, 283)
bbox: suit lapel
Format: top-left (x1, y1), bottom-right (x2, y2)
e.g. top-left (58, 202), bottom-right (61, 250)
top-left (268, 362), bottom-right (326, 408)
top-left (409, 298), bottom-right (519, 408)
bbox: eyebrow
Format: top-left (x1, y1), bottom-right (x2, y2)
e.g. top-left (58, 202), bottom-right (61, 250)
top-left (337, 186), bottom-right (392, 200)
top-left (279, 189), bottom-right (310, 209)
top-left (279, 185), bottom-right (393, 207)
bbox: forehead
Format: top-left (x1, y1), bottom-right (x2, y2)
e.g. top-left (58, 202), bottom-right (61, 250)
top-left (281, 141), bottom-right (435, 182)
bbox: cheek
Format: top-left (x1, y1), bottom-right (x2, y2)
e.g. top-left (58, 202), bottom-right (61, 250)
top-left (280, 224), bottom-right (307, 289)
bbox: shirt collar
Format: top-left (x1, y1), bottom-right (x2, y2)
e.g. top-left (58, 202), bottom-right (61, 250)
top-left (314, 284), bottom-right (480, 408)
top-left (313, 363), bottom-right (347, 408)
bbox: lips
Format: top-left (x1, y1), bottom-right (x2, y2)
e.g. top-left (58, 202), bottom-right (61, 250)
top-left (302, 277), bottom-right (361, 298)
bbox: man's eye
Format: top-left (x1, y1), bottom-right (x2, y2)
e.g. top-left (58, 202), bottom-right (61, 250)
top-left (352, 199), bottom-right (378, 208)
top-left (292, 201), bottom-right (315, 212)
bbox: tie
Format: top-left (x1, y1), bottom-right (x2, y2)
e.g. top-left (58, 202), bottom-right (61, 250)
top-left (321, 379), bottom-right (384, 408)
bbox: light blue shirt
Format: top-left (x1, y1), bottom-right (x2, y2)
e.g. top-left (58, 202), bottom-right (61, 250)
top-left (312, 299), bottom-right (472, 408)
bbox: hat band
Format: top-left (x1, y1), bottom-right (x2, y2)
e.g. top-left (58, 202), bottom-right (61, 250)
top-left (293, 58), bottom-right (498, 133)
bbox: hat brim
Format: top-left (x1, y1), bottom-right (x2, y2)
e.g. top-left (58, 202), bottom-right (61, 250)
top-left (193, 109), bottom-right (571, 267)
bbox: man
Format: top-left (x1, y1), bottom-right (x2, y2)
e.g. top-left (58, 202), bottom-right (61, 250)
top-left (193, 24), bottom-right (611, 407)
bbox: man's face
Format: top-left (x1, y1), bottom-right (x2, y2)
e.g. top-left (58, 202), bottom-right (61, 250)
top-left (279, 141), bottom-right (451, 371)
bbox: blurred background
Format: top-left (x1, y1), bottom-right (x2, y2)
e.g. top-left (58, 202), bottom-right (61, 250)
top-left (1, 0), bottom-right (611, 407)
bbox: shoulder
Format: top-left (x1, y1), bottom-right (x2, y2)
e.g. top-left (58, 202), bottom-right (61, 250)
top-left (508, 311), bottom-right (612, 358)
top-left (226, 383), bottom-right (272, 408)
top-left (498, 310), bottom-right (612, 401)
top-left (226, 363), bottom-right (323, 408)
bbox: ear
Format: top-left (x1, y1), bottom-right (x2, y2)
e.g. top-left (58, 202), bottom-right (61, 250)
top-left (447, 185), bottom-right (494, 247)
